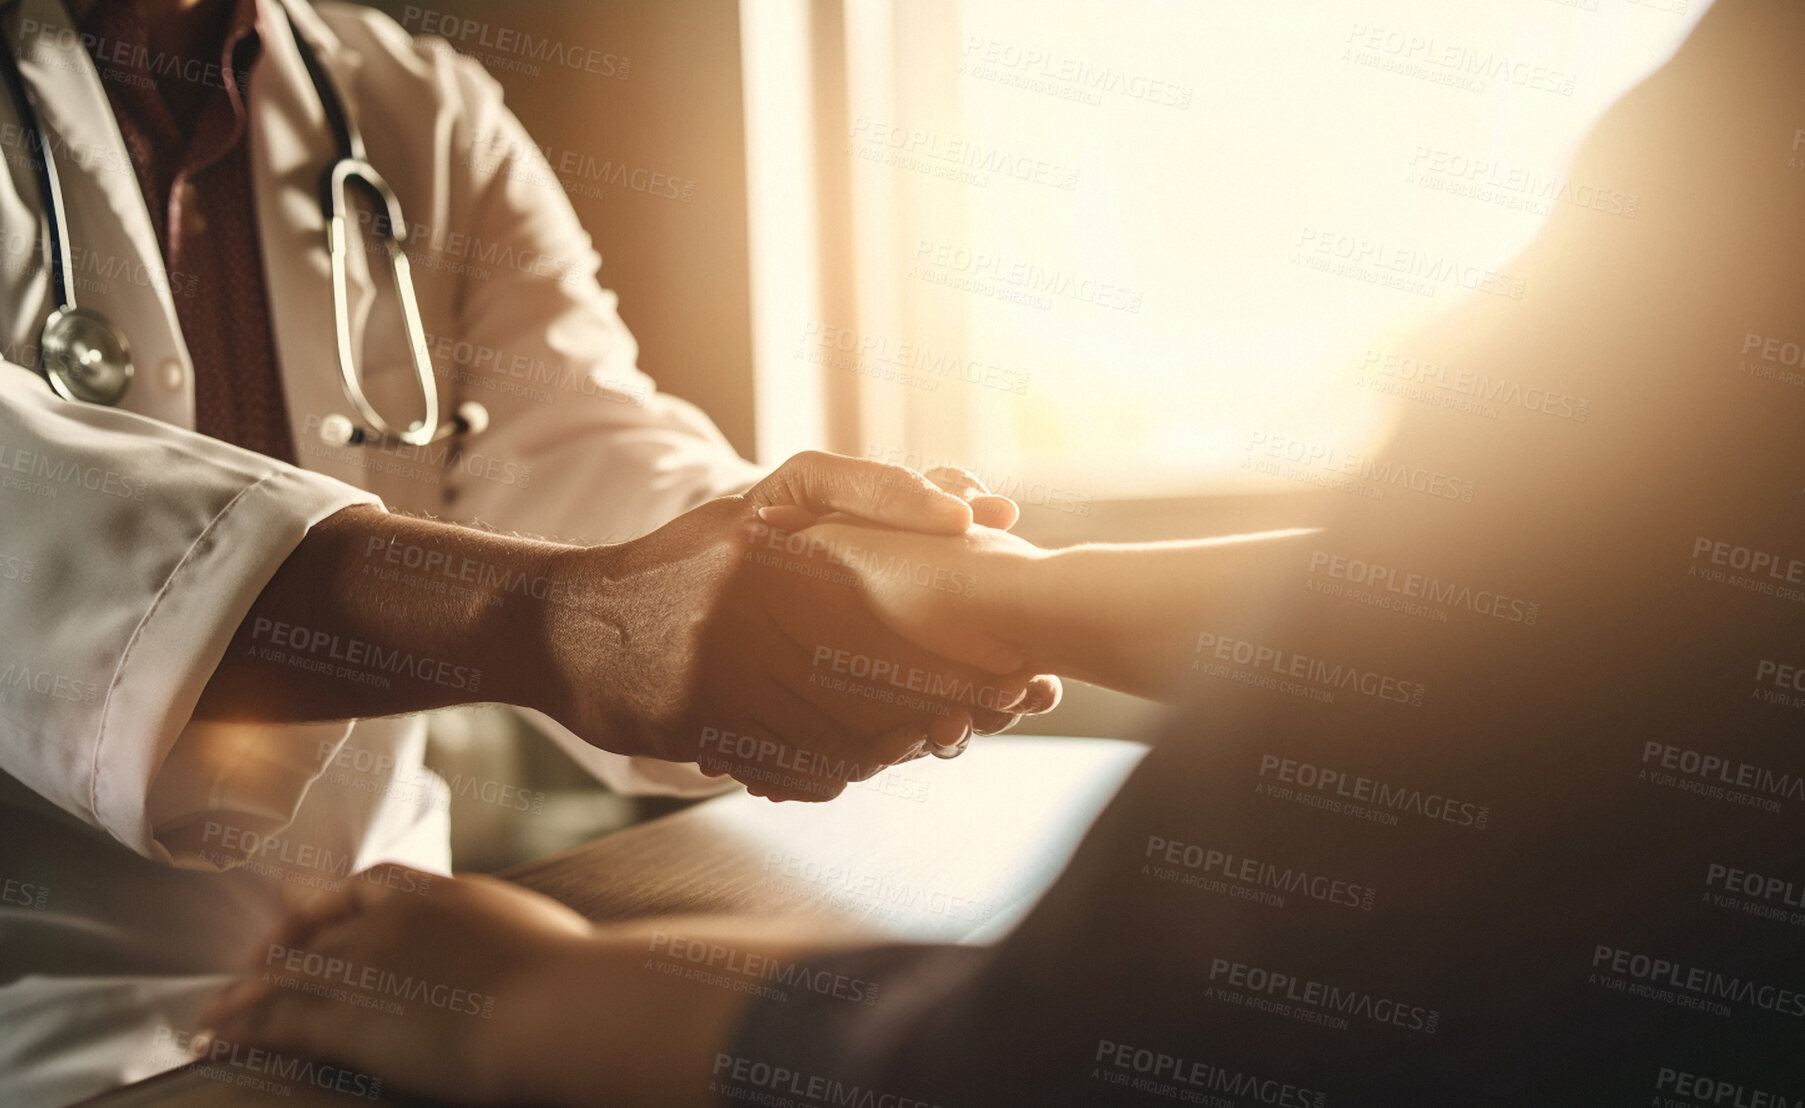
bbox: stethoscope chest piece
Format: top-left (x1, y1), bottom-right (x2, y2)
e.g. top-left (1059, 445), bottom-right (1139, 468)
top-left (5, 5), bottom-right (487, 442)
top-left (40, 305), bottom-right (133, 405)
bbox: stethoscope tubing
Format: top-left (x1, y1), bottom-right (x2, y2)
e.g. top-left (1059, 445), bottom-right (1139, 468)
top-left (0, 0), bottom-right (481, 445)
top-left (0, 20), bottom-right (74, 314)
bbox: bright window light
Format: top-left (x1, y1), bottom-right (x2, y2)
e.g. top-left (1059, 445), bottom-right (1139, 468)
top-left (792, 0), bottom-right (1708, 499)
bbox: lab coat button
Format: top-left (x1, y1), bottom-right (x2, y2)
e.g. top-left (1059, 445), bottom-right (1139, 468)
top-left (158, 359), bottom-right (186, 390)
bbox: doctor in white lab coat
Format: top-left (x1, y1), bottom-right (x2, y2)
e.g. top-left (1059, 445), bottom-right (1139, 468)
top-left (0, 1), bottom-right (1041, 1102)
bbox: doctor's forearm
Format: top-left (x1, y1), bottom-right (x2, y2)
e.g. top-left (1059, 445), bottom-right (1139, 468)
top-left (194, 505), bottom-right (567, 723)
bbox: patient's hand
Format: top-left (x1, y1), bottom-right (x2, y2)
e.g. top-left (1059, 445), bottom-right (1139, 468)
top-left (797, 520), bottom-right (1059, 693)
top-left (198, 870), bottom-right (593, 1106)
top-left (798, 521), bottom-right (1320, 702)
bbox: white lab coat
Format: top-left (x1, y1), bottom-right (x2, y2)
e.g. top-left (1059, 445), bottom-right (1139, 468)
top-left (0, 0), bottom-right (760, 1101)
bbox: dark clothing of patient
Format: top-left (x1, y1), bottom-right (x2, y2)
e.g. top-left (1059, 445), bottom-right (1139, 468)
top-left (727, 2), bottom-right (1805, 1103)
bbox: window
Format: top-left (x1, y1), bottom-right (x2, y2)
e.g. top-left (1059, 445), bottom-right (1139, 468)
top-left (743, 0), bottom-right (1704, 504)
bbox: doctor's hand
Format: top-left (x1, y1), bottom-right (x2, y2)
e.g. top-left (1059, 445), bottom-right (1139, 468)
top-left (197, 453), bottom-right (1058, 797)
top-left (198, 869), bottom-right (596, 1107)
top-left (534, 455), bottom-right (1057, 798)
top-left (200, 868), bottom-right (857, 1108)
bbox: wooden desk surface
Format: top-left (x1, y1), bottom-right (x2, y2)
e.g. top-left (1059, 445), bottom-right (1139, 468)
top-left (508, 735), bottom-right (1147, 941)
top-left (78, 736), bottom-right (1147, 1106)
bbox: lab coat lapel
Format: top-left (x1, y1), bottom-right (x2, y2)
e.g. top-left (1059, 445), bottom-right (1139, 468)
top-left (3, 0), bottom-right (194, 429)
top-left (250, 0), bottom-right (381, 489)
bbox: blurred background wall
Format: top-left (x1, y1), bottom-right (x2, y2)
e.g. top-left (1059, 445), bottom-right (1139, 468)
top-left (356, 0), bottom-right (759, 457)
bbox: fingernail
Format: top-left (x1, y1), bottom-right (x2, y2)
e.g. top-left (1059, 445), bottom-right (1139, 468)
top-left (189, 1030), bottom-right (214, 1058)
top-left (930, 723), bottom-right (973, 760)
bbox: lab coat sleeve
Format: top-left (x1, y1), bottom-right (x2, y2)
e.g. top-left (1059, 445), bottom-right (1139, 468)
top-left (322, 6), bottom-right (765, 795)
top-left (0, 362), bottom-right (382, 860)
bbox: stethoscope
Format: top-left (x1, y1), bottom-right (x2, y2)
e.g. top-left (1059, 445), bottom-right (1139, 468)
top-left (0, 1), bottom-right (485, 448)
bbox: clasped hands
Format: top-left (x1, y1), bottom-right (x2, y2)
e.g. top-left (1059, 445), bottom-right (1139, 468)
top-left (533, 451), bottom-right (1059, 801)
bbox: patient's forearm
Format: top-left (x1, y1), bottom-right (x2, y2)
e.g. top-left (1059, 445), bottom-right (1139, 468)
top-left (1023, 530), bottom-right (1317, 699)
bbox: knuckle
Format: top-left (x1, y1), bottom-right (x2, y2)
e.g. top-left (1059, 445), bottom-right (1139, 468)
top-left (878, 460), bottom-right (921, 487)
top-left (871, 462), bottom-right (921, 509)
top-left (940, 465), bottom-right (986, 493)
